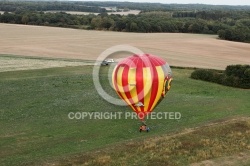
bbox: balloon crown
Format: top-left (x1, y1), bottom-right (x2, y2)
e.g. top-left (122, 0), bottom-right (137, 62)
top-left (117, 54), bottom-right (166, 68)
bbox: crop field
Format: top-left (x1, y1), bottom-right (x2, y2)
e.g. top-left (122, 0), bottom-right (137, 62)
top-left (0, 23), bottom-right (250, 165)
top-left (0, 23), bottom-right (250, 70)
top-left (107, 10), bottom-right (141, 15)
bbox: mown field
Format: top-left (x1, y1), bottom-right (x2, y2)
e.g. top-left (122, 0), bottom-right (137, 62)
top-left (0, 64), bottom-right (249, 165)
top-left (0, 55), bottom-right (94, 72)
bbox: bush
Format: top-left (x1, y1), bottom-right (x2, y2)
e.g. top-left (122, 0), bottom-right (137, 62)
top-left (191, 69), bottom-right (213, 81)
top-left (191, 69), bottom-right (223, 83)
top-left (191, 65), bottom-right (250, 89)
top-left (226, 65), bottom-right (249, 77)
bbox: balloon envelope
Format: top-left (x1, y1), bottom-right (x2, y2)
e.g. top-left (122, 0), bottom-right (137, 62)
top-left (112, 54), bottom-right (172, 120)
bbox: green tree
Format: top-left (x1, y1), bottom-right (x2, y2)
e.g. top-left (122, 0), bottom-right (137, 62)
top-left (218, 30), bottom-right (226, 39)
top-left (90, 16), bottom-right (102, 29)
top-left (101, 17), bottom-right (114, 29)
top-left (21, 15), bottom-right (29, 24)
top-left (130, 22), bottom-right (138, 32)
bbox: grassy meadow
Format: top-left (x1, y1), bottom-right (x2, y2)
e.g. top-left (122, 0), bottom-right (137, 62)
top-left (0, 64), bottom-right (250, 165)
top-left (57, 118), bottom-right (250, 166)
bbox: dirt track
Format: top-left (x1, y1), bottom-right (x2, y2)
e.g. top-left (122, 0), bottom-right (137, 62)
top-left (0, 23), bottom-right (249, 69)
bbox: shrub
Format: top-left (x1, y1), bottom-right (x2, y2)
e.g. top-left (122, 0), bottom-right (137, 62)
top-left (226, 65), bottom-right (249, 77)
top-left (191, 65), bottom-right (250, 89)
top-left (191, 69), bottom-right (212, 81)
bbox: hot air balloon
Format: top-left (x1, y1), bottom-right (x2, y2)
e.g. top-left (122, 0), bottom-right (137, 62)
top-left (112, 54), bottom-right (172, 123)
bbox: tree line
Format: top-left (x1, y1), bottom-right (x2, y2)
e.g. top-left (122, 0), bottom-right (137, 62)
top-left (0, 1), bottom-right (106, 13)
top-left (83, 1), bottom-right (250, 12)
top-left (0, 1), bottom-right (249, 43)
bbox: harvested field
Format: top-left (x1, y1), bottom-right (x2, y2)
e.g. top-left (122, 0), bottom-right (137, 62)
top-left (0, 23), bottom-right (249, 69)
top-left (101, 7), bottom-right (140, 15)
top-left (107, 10), bottom-right (141, 15)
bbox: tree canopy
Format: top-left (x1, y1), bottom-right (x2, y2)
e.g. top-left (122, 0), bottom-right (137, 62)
top-left (0, 1), bottom-right (250, 43)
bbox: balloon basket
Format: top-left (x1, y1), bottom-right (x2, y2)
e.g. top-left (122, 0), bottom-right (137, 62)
top-left (139, 121), bottom-right (150, 133)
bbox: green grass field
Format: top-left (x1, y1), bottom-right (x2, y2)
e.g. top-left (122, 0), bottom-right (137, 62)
top-left (0, 65), bottom-right (250, 165)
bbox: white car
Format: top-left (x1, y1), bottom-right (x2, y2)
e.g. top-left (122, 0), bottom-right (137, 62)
top-left (101, 59), bottom-right (115, 65)
top-left (105, 59), bottom-right (115, 63)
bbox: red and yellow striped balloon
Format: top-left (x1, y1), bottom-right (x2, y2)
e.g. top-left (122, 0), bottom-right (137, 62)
top-left (112, 54), bottom-right (172, 120)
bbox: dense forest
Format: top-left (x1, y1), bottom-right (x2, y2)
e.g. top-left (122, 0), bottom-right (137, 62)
top-left (0, 1), bottom-right (107, 13)
top-left (0, 1), bottom-right (250, 43)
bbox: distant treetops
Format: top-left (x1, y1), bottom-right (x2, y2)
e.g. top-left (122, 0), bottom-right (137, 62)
top-left (0, 1), bottom-right (249, 43)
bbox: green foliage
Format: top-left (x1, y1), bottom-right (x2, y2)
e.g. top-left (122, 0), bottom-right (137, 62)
top-left (0, 1), bottom-right (106, 13)
top-left (218, 27), bottom-right (250, 42)
top-left (0, 1), bottom-right (250, 42)
top-left (191, 69), bottom-right (218, 82)
top-left (191, 65), bottom-right (250, 89)
top-left (192, 69), bottom-right (227, 86)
